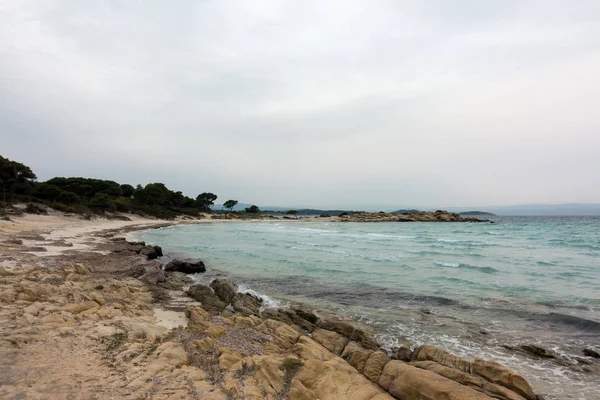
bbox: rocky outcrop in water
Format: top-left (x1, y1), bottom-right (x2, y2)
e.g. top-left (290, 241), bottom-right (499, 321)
top-left (335, 210), bottom-right (489, 223)
top-left (164, 259), bottom-right (206, 274)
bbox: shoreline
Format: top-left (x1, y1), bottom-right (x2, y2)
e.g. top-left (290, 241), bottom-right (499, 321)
top-left (0, 212), bottom-right (571, 399)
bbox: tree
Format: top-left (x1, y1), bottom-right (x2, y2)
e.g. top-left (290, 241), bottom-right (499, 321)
top-left (134, 183), bottom-right (171, 206)
top-left (223, 199), bottom-right (238, 211)
top-left (0, 155), bottom-right (37, 202)
top-left (196, 192), bottom-right (218, 211)
top-left (285, 210), bottom-right (298, 218)
top-left (245, 205), bottom-right (260, 214)
top-left (120, 184), bottom-right (135, 198)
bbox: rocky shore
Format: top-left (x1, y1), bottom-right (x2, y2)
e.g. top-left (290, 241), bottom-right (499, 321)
top-left (334, 210), bottom-right (490, 223)
top-left (0, 214), bottom-right (542, 399)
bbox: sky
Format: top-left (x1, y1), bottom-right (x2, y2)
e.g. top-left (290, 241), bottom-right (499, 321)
top-left (1, 0), bottom-right (599, 209)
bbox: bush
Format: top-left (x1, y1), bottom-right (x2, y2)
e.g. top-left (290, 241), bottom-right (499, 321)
top-left (25, 203), bottom-right (47, 215)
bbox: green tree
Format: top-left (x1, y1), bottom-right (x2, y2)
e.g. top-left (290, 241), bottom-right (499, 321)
top-left (285, 210), bottom-right (298, 218)
top-left (196, 192), bottom-right (218, 211)
top-left (245, 205), bottom-right (260, 214)
top-left (0, 155), bottom-right (37, 202)
top-left (223, 199), bottom-right (238, 211)
top-left (89, 193), bottom-right (116, 211)
top-left (134, 183), bottom-right (171, 206)
top-left (120, 184), bottom-right (135, 198)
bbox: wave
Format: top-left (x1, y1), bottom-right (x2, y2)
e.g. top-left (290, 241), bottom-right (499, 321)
top-left (236, 283), bottom-right (286, 310)
top-left (434, 261), bottom-right (499, 274)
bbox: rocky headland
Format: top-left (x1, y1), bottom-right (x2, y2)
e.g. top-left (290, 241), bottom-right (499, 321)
top-left (0, 213), bottom-right (548, 400)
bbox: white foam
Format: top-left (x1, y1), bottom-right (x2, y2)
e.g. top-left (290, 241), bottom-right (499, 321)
top-left (434, 261), bottom-right (460, 268)
top-left (236, 283), bottom-right (286, 310)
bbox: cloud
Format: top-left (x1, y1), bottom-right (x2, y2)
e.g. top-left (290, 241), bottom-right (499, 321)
top-left (1, 0), bottom-right (599, 208)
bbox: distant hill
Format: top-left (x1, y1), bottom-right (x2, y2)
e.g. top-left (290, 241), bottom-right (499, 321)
top-left (458, 211), bottom-right (496, 216)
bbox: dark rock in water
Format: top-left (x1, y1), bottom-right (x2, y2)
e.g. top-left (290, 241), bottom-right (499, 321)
top-left (164, 259), bottom-right (206, 274)
top-left (293, 306), bottom-right (320, 325)
top-left (139, 245), bottom-right (159, 260)
top-left (187, 284), bottom-right (226, 314)
top-left (210, 279), bottom-right (237, 304)
top-left (128, 240), bottom-right (146, 246)
top-left (5, 239), bottom-right (23, 245)
top-left (520, 344), bottom-right (555, 358)
top-left (232, 293), bottom-right (262, 316)
top-left (153, 245), bottom-right (163, 257)
top-left (583, 348), bottom-right (600, 358)
top-left (391, 346), bottom-right (413, 362)
top-left (318, 318), bottom-right (379, 350)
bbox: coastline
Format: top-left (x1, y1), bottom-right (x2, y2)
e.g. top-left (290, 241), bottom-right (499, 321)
top-left (0, 212), bottom-right (553, 399)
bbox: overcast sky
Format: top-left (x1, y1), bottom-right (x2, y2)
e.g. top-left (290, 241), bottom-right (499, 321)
top-left (1, 1), bottom-right (599, 208)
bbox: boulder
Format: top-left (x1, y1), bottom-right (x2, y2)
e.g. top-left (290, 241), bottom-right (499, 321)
top-left (232, 293), bottom-right (262, 316)
top-left (379, 360), bottom-right (493, 400)
top-left (210, 279), bottom-right (237, 304)
top-left (341, 341), bottom-right (374, 373)
top-left (520, 344), bottom-right (555, 359)
top-left (186, 305), bottom-right (211, 332)
top-left (391, 346), bottom-right (413, 362)
top-left (187, 284), bottom-right (226, 314)
top-left (311, 329), bottom-right (348, 355)
top-left (413, 345), bottom-right (536, 400)
top-left (583, 348), bottom-right (600, 358)
top-left (411, 360), bottom-right (527, 400)
top-left (138, 261), bottom-right (166, 285)
top-left (165, 259), bottom-right (206, 274)
top-left (153, 245), bottom-right (163, 257)
top-left (319, 318), bottom-right (379, 350)
top-left (139, 245), bottom-right (159, 260)
top-left (364, 351), bottom-right (390, 383)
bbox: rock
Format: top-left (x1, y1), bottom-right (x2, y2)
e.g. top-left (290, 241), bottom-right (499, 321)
top-left (153, 245), bottom-right (163, 257)
top-left (139, 245), bottom-right (159, 260)
top-left (311, 329), bottom-right (348, 355)
top-left (155, 341), bottom-right (189, 367)
top-left (293, 306), bottom-right (320, 325)
top-left (341, 341), bottom-right (374, 373)
top-left (411, 360), bottom-right (527, 400)
top-left (292, 336), bottom-right (336, 361)
top-left (391, 346), bottom-right (413, 362)
top-left (63, 301), bottom-right (99, 314)
top-left (294, 357), bottom-right (392, 400)
top-left (364, 351), bottom-right (390, 382)
top-left (318, 317), bottom-right (379, 350)
top-left (232, 293), bottom-right (262, 316)
top-left (165, 259), bottom-right (206, 274)
top-left (186, 305), bottom-right (211, 332)
top-left (138, 261), bottom-right (166, 285)
top-left (472, 359), bottom-right (536, 400)
top-left (413, 345), bottom-right (537, 400)
top-left (219, 348), bottom-right (243, 370)
top-left (210, 279), bottom-right (237, 304)
top-left (187, 284), bottom-right (226, 314)
top-left (520, 344), bottom-right (555, 359)
top-left (583, 348), bottom-right (600, 359)
top-left (74, 263), bottom-right (91, 275)
top-left (379, 360), bottom-right (493, 400)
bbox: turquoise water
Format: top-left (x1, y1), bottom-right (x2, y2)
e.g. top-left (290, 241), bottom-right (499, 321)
top-left (138, 217), bottom-right (600, 399)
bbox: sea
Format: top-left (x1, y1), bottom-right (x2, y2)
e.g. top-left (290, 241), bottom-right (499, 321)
top-left (134, 216), bottom-right (600, 399)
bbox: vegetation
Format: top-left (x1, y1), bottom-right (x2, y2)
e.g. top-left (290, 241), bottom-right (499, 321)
top-left (245, 205), bottom-right (260, 214)
top-left (223, 199), bottom-right (238, 211)
top-left (0, 155), bottom-right (232, 219)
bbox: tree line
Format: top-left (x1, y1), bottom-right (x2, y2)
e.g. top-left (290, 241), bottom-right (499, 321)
top-left (0, 155), bottom-right (256, 218)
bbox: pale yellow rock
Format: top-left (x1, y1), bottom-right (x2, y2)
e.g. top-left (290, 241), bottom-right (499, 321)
top-left (363, 351), bottom-right (390, 382)
top-left (341, 341), bottom-right (374, 373)
top-left (251, 355), bottom-right (285, 395)
top-left (62, 301), bottom-right (99, 314)
top-left (378, 360), bottom-right (493, 400)
top-left (205, 325), bottom-right (226, 338)
top-left (219, 348), bottom-right (243, 370)
top-left (292, 336), bottom-right (335, 361)
top-left (193, 337), bottom-right (217, 352)
top-left (312, 328), bottom-right (349, 355)
top-left (155, 341), bottom-right (189, 367)
top-left (411, 360), bottom-right (526, 400)
top-left (187, 305), bottom-right (211, 332)
top-left (233, 315), bottom-right (256, 327)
